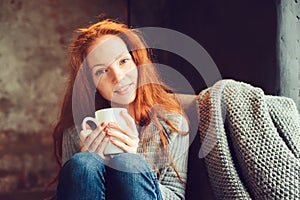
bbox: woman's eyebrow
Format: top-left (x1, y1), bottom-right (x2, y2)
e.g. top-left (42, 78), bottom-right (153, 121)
top-left (91, 63), bottom-right (106, 69)
top-left (91, 51), bottom-right (129, 69)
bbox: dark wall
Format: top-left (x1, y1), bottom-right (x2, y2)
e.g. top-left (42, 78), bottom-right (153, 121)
top-left (0, 0), bottom-right (127, 197)
top-left (130, 0), bottom-right (278, 95)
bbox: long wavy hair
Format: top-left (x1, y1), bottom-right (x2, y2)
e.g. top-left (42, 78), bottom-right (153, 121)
top-left (53, 19), bottom-right (187, 182)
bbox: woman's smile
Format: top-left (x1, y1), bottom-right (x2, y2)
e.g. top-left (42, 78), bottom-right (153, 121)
top-left (113, 83), bottom-right (134, 95)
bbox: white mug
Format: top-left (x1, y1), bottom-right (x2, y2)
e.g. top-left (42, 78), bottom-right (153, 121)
top-left (82, 108), bottom-right (132, 155)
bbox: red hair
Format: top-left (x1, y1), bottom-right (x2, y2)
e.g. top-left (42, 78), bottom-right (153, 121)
top-left (53, 19), bottom-right (186, 181)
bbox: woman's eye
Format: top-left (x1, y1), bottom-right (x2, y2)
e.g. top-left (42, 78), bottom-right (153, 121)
top-left (95, 69), bottom-right (107, 76)
top-left (119, 58), bottom-right (129, 65)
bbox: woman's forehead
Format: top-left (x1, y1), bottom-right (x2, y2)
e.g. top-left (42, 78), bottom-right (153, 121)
top-left (86, 35), bottom-right (129, 68)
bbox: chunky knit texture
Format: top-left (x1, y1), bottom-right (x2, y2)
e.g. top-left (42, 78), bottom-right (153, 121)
top-left (197, 79), bottom-right (300, 200)
top-left (62, 112), bottom-right (189, 200)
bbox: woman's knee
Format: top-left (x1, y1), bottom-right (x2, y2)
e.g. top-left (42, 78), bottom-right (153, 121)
top-left (107, 153), bottom-right (152, 173)
top-left (105, 154), bottom-right (160, 200)
top-left (57, 152), bottom-right (106, 199)
top-left (61, 152), bottom-right (105, 176)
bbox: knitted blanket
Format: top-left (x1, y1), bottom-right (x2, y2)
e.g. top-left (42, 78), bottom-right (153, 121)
top-left (197, 79), bottom-right (300, 199)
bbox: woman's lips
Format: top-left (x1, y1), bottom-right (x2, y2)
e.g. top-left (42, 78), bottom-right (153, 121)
top-left (114, 83), bottom-right (133, 95)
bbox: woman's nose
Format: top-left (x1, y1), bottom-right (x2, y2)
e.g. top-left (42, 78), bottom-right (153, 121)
top-left (110, 64), bottom-right (124, 83)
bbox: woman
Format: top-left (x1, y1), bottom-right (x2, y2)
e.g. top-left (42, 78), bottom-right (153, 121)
top-left (53, 19), bottom-right (189, 200)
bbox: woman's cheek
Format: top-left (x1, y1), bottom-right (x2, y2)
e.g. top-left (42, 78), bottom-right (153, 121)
top-left (98, 85), bottom-right (113, 101)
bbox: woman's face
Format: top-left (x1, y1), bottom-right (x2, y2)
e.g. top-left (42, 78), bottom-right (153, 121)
top-left (86, 35), bottom-right (138, 106)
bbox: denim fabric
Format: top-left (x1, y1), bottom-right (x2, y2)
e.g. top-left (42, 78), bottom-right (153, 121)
top-left (56, 152), bottom-right (162, 200)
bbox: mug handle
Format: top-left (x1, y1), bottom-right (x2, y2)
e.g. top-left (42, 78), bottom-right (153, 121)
top-left (82, 117), bottom-right (98, 131)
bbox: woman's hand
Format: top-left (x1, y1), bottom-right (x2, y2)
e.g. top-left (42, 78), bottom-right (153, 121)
top-left (104, 110), bottom-right (139, 154)
top-left (79, 122), bottom-right (110, 161)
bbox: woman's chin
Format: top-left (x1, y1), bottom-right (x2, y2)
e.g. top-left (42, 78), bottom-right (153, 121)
top-left (110, 93), bottom-right (136, 107)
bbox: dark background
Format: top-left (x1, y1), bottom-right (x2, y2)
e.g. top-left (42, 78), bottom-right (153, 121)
top-left (130, 0), bottom-right (278, 95)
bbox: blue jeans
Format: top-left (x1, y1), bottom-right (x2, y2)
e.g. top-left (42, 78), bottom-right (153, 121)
top-left (56, 152), bottom-right (163, 200)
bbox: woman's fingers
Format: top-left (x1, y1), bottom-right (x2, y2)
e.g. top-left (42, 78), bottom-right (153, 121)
top-left (88, 130), bottom-right (106, 152)
top-left (79, 129), bottom-right (92, 144)
top-left (106, 129), bottom-right (136, 146)
top-left (83, 125), bottom-right (104, 147)
top-left (81, 123), bottom-right (92, 131)
top-left (107, 122), bottom-right (138, 139)
top-left (104, 111), bottom-right (140, 154)
top-left (79, 123), bottom-right (112, 161)
top-left (105, 123), bottom-right (139, 154)
top-left (80, 123), bottom-right (110, 161)
top-left (80, 123), bottom-right (107, 149)
top-left (80, 122), bottom-right (96, 145)
top-left (79, 140), bottom-right (88, 152)
top-left (110, 137), bottom-right (127, 151)
top-left (110, 136), bottom-right (139, 153)
top-left (95, 136), bottom-right (110, 156)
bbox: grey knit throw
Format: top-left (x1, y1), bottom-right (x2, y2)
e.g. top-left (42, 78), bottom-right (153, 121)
top-left (197, 79), bottom-right (300, 200)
